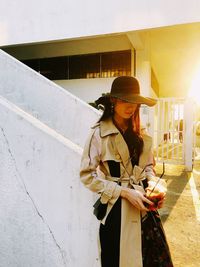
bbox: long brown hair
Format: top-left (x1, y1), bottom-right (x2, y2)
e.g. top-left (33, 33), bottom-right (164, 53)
top-left (95, 95), bottom-right (112, 122)
top-left (132, 105), bottom-right (141, 134)
top-left (95, 95), bottom-right (144, 157)
top-left (95, 95), bottom-right (141, 134)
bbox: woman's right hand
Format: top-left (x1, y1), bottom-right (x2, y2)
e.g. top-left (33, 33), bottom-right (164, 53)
top-left (120, 187), bottom-right (153, 211)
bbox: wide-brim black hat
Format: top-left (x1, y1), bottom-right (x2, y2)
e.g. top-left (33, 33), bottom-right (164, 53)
top-left (110, 76), bottom-right (157, 107)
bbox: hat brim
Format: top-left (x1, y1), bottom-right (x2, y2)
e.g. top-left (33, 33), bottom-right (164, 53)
top-left (112, 94), bottom-right (157, 107)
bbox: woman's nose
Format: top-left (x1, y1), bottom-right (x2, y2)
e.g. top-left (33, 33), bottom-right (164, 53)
top-left (127, 104), bottom-right (135, 110)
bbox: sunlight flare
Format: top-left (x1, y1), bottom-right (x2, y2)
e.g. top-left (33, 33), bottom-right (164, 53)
top-left (188, 67), bottom-right (200, 104)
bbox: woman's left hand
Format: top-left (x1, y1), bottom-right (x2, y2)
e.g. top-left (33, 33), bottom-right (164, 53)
top-left (157, 192), bottom-right (166, 209)
top-left (147, 192), bottom-right (166, 211)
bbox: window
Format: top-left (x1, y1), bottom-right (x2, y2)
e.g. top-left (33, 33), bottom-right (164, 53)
top-left (101, 51), bottom-right (131, 78)
top-left (40, 57), bottom-right (67, 80)
top-left (21, 50), bottom-right (131, 80)
top-left (69, 54), bottom-right (100, 79)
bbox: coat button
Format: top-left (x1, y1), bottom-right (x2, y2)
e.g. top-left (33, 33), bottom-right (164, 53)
top-left (115, 154), bottom-right (121, 160)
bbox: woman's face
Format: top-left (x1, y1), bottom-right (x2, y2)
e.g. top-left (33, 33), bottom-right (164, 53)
top-left (113, 99), bottom-right (138, 120)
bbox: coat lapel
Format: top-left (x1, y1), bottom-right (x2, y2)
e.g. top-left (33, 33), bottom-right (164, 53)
top-left (100, 119), bottom-right (132, 176)
top-left (114, 133), bottom-right (132, 175)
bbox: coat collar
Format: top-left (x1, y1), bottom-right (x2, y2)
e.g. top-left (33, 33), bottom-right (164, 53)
top-left (99, 118), bottom-right (119, 137)
top-left (99, 119), bottom-right (152, 142)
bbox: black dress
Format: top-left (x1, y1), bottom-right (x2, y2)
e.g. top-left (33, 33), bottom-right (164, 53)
top-left (99, 127), bottom-right (174, 267)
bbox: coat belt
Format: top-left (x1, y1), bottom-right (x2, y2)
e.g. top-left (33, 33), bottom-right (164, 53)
top-left (106, 164), bottom-right (146, 186)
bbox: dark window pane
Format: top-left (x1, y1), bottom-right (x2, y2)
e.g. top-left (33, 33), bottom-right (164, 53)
top-left (69, 54), bottom-right (100, 79)
top-left (21, 50), bottom-right (131, 81)
top-left (40, 57), bottom-right (68, 80)
top-left (22, 59), bottom-right (40, 72)
top-left (101, 50), bottom-right (131, 78)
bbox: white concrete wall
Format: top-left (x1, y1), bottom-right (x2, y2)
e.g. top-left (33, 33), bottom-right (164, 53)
top-left (55, 78), bottom-right (115, 103)
top-left (136, 49), bottom-right (157, 137)
top-left (1, 0), bottom-right (200, 46)
top-left (0, 95), bottom-right (100, 267)
top-left (0, 49), bottom-right (100, 147)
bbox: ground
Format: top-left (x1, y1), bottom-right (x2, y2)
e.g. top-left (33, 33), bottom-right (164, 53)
top-left (155, 163), bottom-right (200, 267)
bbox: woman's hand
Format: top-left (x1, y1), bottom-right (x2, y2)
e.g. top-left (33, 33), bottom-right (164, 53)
top-left (121, 187), bottom-right (153, 211)
top-left (146, 192), bottom-right (166, 211)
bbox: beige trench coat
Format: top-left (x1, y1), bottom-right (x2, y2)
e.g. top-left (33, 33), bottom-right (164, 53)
top-left (80, 118), bottom-right (164, 267)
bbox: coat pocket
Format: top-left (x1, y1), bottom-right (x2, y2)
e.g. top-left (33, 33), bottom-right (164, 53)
top-left (93, 160), bottom-right (121, 220)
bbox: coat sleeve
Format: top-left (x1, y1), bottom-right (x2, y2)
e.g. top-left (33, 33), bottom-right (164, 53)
top-left (80, 127), bottom-right (122, 204)
top-left (144, 150), bottom-right (156, 179)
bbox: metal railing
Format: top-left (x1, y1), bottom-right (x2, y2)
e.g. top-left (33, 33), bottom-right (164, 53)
top-left (153, 98), bottom-right (185, 165)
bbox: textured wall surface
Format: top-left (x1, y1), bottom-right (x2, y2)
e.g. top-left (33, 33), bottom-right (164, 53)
top-left (0, 96), bottom-right (100, 267)
top-left (0, 0), bottom-right (200, 46)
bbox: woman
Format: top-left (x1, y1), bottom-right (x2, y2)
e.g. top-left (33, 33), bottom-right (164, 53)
top-left (80, 76), bottom-right (173, 267)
